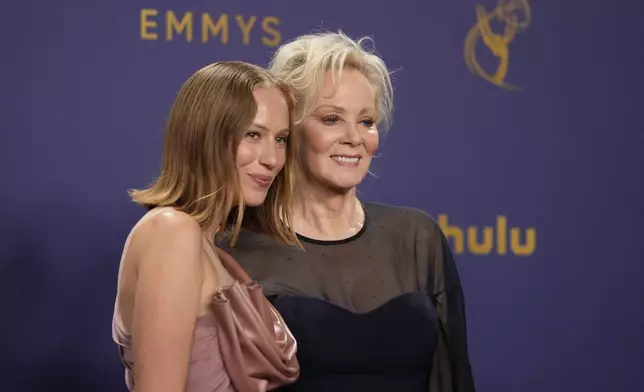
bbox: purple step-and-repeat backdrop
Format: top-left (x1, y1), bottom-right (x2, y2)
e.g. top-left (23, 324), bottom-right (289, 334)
top-left (2, 0), bottom-right (643, 390)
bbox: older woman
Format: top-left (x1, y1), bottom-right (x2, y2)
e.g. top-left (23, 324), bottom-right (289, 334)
top-left (219, 32), bottom-right (475, 392)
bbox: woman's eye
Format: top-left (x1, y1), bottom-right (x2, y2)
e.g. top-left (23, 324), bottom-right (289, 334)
top-left (321, 115), bottom-right (341, 125)
top-left (361, 119), bottom-right (375, 128)
top-left (246, 131), bottom-right (261, 140)
top-left (276, 136), bottom-right (288, 145)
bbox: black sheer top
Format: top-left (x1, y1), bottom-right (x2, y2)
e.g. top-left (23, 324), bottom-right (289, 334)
top-left (218, 201), bottom-right (475, 392)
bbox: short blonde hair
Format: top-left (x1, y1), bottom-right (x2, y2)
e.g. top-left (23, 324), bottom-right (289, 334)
top-left (129, 61), bottom-right (299, 246)
top-left (268, 30), bottom-right (394, 132)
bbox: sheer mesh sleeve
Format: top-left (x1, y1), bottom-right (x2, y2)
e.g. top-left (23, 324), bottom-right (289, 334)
top-left (420, 226), bottom-right (476, 392)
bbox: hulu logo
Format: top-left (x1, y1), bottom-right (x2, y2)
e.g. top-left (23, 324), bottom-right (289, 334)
top-left (438, 214), bottom-right (536, 256)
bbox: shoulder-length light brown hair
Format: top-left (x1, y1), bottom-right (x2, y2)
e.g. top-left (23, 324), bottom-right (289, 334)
top-left (129, 61), bottom-right (299, 247)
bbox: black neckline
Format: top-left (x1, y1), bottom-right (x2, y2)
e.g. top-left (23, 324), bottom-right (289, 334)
top-left (296, 201), bottom-right (369, 246)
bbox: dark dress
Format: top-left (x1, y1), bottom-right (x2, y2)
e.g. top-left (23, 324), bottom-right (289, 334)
top-left (218, 201), bottom-right (475, 392)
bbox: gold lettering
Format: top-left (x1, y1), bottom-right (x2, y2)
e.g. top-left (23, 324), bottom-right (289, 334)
top-left (439, 214), bottom-right (464, 254)
top-left (261, 16), bottom-right (281, 47)
top-left (511, 227), bottom-right (536, 256)
top-left (140, 10), bottom-right (281, 47)
top-left (438, 214), bottom-right (536, 256)
top-left (496, 215), bottom-right (507, 255)
top-left (141, 9), bottom-right (159, 40)
top-left (202, 13), bottom-right (229, 44)
top-left (467, 226), bottom-right (494, 255)
top-left (166, 11), bottom-right (193, 42)
top-left (235, 15), bottom-right (257, 45)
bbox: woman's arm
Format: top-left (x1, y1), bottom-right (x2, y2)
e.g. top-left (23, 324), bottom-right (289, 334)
top-left (416, 218), bottom-right (475, 392)
top-left (130, 211), bottom-right (205, 392)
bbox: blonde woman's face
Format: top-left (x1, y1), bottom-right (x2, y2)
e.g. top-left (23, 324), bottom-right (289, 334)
top-left (236, 87), bottom-right (290, 206)
top-left (297, 69), bottom-right (379, 191)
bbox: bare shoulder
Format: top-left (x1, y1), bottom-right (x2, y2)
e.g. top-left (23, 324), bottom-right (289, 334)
top-left (134, 208), bottom-right (202, 246)
top-left (139, 208), bottom-right (201, 238)
top-left (129, 208), bottom-right (204, 269)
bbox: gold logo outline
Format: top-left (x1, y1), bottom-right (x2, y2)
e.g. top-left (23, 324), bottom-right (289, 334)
top-left (464, 0), bottom-right (532, 90)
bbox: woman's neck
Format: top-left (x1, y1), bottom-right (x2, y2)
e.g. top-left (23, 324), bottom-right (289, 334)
top-left (292, 182), bottom-right (364, 241)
